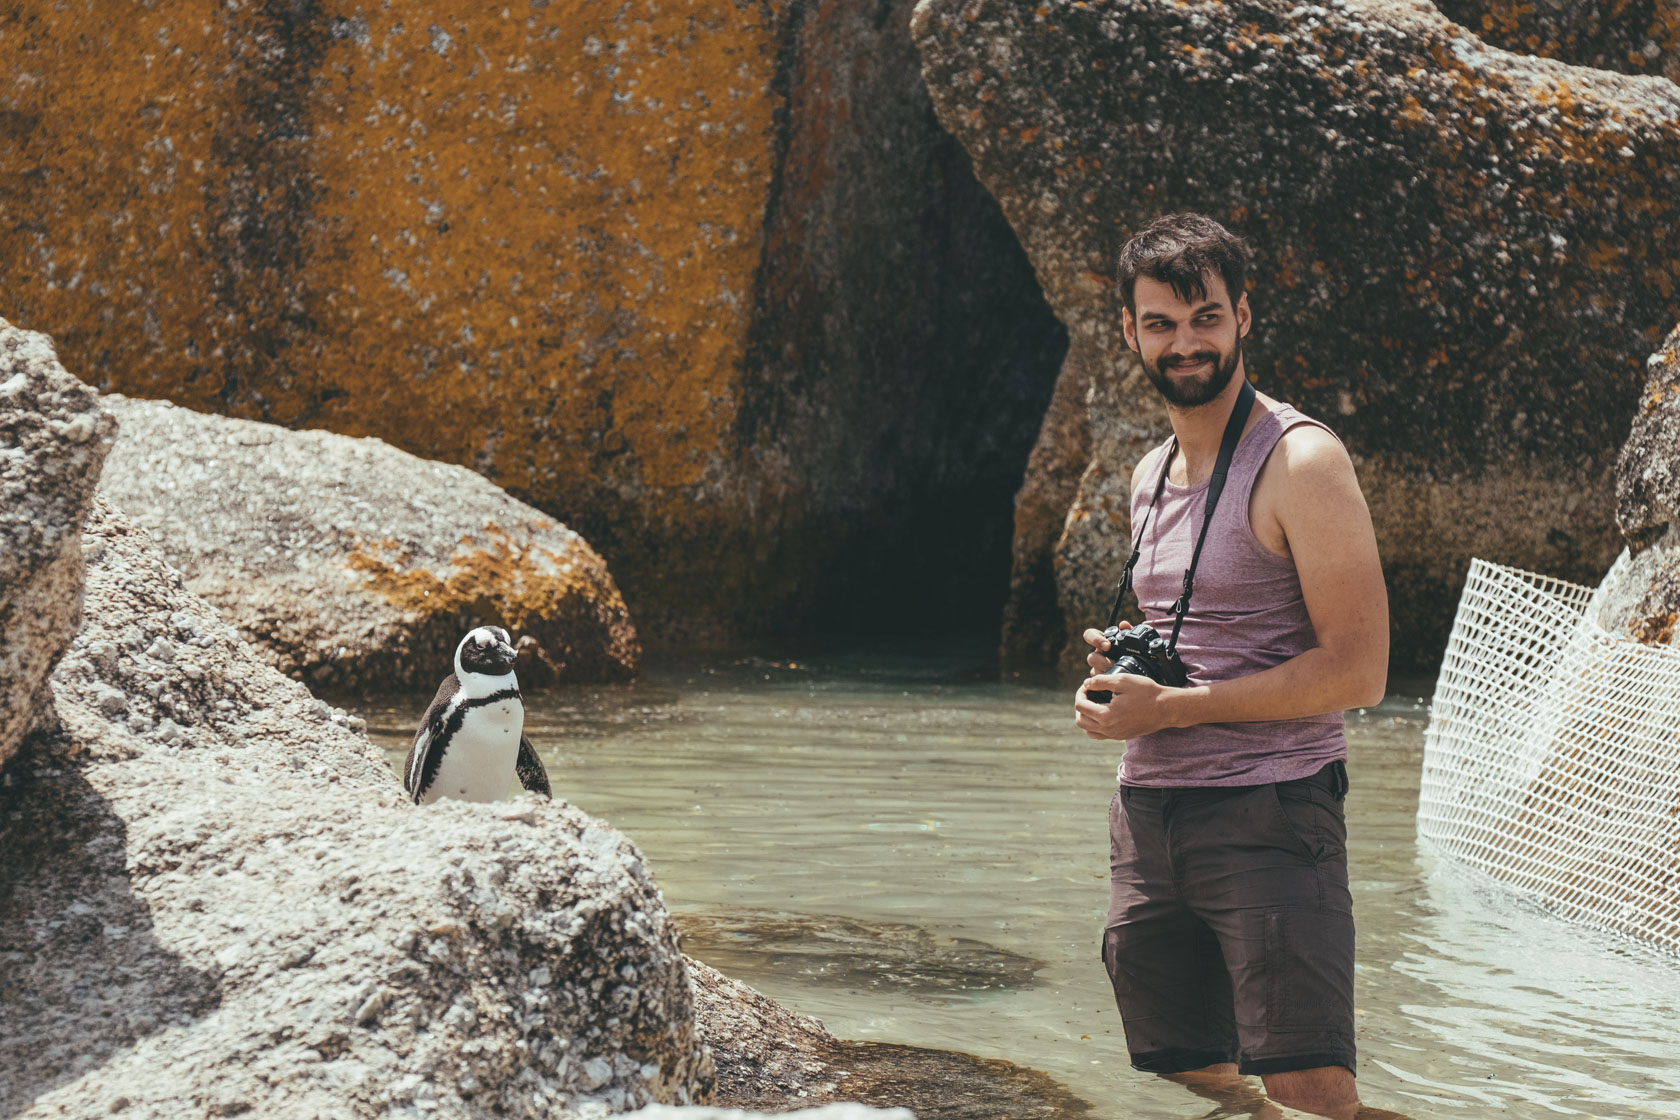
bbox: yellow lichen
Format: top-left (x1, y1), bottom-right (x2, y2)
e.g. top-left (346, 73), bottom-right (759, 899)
top-left (345, 525), bottom-right (624, 630)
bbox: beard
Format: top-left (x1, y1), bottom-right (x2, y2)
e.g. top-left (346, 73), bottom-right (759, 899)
top-left (1142, 338), bottom-right (1241, 408)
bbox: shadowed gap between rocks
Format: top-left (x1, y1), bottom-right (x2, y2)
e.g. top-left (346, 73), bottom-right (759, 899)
top-left (691, 0), bottom-right (1069, 650)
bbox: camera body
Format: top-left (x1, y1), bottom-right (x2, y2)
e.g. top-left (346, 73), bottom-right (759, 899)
top-left (1086, 623), bottom-right (1190, 702)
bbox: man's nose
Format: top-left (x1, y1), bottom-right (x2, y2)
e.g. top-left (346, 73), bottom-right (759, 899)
top-left (1166, 325), bottom-right (1202, 354)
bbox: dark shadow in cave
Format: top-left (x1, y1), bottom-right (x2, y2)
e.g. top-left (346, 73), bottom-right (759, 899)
top-left (734, 0), bottom-right (1070, 652)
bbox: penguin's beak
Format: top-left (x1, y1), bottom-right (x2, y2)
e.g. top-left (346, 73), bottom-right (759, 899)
top-left (488, 641), bottom-right (518, 673)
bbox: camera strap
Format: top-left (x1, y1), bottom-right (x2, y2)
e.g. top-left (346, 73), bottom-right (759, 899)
top-left (1102, 378), bottom-right (1257, 651)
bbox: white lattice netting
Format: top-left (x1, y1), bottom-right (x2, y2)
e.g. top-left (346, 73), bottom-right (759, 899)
top-left (1419, 556), bottom-right (1680, 957)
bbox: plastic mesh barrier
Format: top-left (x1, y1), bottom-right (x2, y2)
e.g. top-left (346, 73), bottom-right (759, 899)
top-left (1419, 556), bottom-right (1680, 957)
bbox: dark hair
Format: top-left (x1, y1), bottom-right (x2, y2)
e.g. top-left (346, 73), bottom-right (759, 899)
top-left (1115, 213), bottom-right (1249, 312)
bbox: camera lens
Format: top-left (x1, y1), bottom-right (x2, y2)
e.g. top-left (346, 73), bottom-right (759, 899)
top-left (1112, 654), bottom-right (1156, 680)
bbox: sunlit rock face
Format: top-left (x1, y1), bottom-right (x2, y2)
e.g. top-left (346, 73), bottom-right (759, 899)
top-left (913, 0), bottom-right (1680, 673)
top-left (0, 0), bottom-right (1064, 645)
top-left (1435, 1), bottom-right (1680, 85)
top-left (0, 320), bottom-right (116, 767)
top-left (1597, 323), bottom-right (1680, 643)
top-left (2, 496), bottom-right (712, 1119)
top-left (98, 395), bottom-right (637, 692)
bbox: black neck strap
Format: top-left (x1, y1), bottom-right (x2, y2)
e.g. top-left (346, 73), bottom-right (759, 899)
top-left (1103, 378), bottom-right (1257, 658)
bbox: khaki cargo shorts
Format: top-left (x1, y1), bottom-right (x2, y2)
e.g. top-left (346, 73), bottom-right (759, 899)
top-left (1101, 762), bottom-right (1357, 1076)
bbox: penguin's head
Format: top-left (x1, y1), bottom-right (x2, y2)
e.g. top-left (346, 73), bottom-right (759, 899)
top-left (456, 625), bottom-right (517, 677)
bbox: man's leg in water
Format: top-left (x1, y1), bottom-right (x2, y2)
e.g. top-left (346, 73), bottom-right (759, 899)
top-left (1180, 770), bottom-right (1361, 1117)
top-left (1263, 1066), bottom-right (1360, 1117)
top-left (1103, 789), bottom-right (1240, 1074)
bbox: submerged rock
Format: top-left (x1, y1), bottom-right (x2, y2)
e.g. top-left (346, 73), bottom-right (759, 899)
top-left (0, 319), bottom-right (116, 767)
top-left (97, 395), bottom-right (638, 692)
top-left (688, 959), bottom-right (1089, 1120)
top-left (630, 1106), bottom-right (912, 1120)
top-left (1597, 322), bottom-right (1680, 642)
top-left (1, 496), bottom-right (712, 1117)
top-left (913, 0), bottom-right (1680, 673)
top-left (677, 908), bottom-right (1043, 999)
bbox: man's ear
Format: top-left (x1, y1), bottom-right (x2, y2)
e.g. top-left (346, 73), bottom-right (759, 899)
top-left (1236, 291), bottom-right (1252, 339)
top-left (1121, 305), bottom-right (1140, 353)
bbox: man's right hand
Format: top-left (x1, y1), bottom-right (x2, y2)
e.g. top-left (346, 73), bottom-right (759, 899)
top-left (1083, 623), bottom-right (1130, 674)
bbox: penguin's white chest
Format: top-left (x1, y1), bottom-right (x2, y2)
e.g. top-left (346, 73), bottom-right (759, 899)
top-left (423, 697), bottom-right (524, 804)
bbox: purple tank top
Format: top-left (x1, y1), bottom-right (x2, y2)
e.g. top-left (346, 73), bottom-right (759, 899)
top-left (1118, 402), bottom-right (1346, 787)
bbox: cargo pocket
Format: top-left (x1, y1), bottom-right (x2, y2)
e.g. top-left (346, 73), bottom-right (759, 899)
top-left (1262, 906), bottom-right (1356, 1036)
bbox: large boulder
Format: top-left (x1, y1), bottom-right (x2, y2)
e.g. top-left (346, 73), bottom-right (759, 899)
top-left (912, 0), bottom-right (1680, 673)
top-left (0, 0), bottom-right (1065, 645)
top-left (1597, 322), bottom-right (1680, 641)
top-left (0, 319), bottom-right (116, 767)
top-left (1435, 1), bottom-right (1680, 85)
top-left (98, 394), bottom-right (637, 692)
top-left (1, 496), bottom-right (713, 1117)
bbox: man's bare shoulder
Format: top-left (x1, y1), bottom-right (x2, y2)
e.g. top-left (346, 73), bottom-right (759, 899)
top-left (1272, 422), bottom-right (1354, 477)
top-left (1252, 422), bottom-right (1366, 556)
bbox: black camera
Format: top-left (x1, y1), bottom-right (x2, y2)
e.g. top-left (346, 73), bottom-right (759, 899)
top-left (1086, 623), bottom-right (1189, 702)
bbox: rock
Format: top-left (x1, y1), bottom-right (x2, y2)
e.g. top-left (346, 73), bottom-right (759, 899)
top-left (913, 0), bottom-right (1680, 673)
top-left (629, 1106), bottom-right (913, 1120)
top-left (687, 959), bottom-right (1089, 1120)
top-left (676, 908), bottom-right (1043, 998)
top-left (1, 1), bottom-right (1064, 646)
top-left (97, 395), bottom-right (637, 692)
top-left (0, 498), bottom-right (712, 1117)
top-left (1436, 1), bottom-right (1680, 85)
top-left (1597, 323), bottom-right (1680, 642)
top-left (0, 319), bottom-right (117, 768)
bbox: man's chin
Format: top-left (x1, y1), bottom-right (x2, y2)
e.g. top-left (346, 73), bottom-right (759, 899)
top-left (1154, 371), bottom-right (1232, 409)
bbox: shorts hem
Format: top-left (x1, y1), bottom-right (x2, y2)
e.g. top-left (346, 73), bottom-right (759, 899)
top-left (1129, 1047), bottom-right (1238, 1074)
top-left (1238, 1051), bottom-right (1357, 1077)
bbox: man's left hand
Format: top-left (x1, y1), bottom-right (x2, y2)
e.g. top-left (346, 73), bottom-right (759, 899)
top-left (1074, 674), bottom-right (1176, 740)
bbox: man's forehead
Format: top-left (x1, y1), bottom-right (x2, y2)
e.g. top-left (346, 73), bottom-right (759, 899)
top-left (1131, 272), bottom-right (1231, 316)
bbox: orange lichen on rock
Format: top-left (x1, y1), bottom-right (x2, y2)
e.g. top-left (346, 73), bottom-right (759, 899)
top-left (347, 525), bottom-right (619, 633)
top-left (1633, 610), bottom-right (1678, 645)
top-left (2, 0), bottom-right (781, 551)
top-left (347, 523), bottom-right (640, 682)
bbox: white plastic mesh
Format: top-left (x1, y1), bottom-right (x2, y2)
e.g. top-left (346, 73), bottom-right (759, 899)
top-left (1419, 555), bottom-right (1680, 957)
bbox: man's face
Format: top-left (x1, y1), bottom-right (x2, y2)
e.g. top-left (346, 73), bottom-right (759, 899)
top-left (1123, 273), bottom-right (1250, 409)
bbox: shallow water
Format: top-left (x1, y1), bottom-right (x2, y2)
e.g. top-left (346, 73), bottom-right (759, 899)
top-left (349, 654), bottom-right (1680, 1119)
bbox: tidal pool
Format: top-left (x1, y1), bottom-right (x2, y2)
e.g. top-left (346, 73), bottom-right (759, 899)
top-left (349, 654), bottom-right (1680, 1119)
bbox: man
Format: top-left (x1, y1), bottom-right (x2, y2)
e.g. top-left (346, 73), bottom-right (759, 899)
top-left (1074, 213), bottom-right (1389, 1120)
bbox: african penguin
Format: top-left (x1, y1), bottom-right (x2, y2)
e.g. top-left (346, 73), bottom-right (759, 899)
top-left (403, 625), bottom-right (552, 804)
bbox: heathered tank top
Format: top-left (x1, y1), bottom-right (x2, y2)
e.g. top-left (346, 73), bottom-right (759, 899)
top-left (1117, 401), bottom-right (1346, 787)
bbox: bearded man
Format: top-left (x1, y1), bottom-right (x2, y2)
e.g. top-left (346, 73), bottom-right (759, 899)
top-left (1074, 213), bottom-right (1389, 1119)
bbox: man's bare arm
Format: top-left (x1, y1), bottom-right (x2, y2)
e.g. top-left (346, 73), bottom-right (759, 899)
top-left (1075, 427), bottom-right (1387, 739)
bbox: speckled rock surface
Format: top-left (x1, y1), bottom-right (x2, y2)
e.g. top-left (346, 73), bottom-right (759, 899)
top-left (97, 395), bottom-right (637, 692)
top-left (687, 959), bottom-right (1089, 1120)
top-left (1597, 323), bottom-right (1680, 643)
top-left (1436, 1), bottom-right (1680, 84)
top-left (914, 0), bottom-right (1680, 673)
top-left (0, 320), bottom-right (116, 767)
top-left (0, 498), bottom-right (712, 1118)
top-left (2, 0), bottom-right (1064, 646)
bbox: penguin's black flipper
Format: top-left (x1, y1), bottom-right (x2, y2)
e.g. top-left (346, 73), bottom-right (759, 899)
top-left (404, 673), bottom-right (461, 803)
top-left (516, 734), bottom-right (551, 798)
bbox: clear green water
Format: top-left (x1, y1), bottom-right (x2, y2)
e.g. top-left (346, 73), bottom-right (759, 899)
top-left (347, 655), bottom-right (1680, 1119)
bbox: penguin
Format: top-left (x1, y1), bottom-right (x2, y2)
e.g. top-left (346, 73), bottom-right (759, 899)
top-left (403, 625), bottom-right (552, 804)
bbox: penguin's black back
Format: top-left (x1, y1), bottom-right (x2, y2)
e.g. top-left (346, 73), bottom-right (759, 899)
top-left (404, 672), bottom-right (461, 802)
